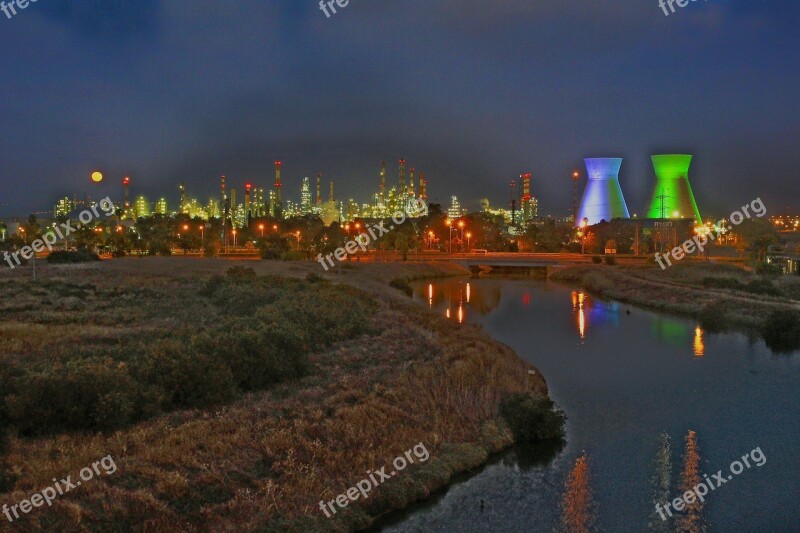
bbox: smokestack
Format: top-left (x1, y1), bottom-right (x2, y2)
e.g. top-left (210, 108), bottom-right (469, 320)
top-left (123, 176), bottom-right (131, 210)
top-left (521, 172), bottom-right (532, 222)
top-left (420, 173), bottom-right (427, 201)
top-left (316, 174), bottom-right (322, 205)
top-left (274, 161), bottom-right (283, 218)
top-left (646, 155), bottom-right (701, 223)
top-left (521, 173), bottom-right (531, 202)
top-left (329, 180), bottom-right (334, 202)
top-left (409, 168), bottom-right (416, 196)
top-left (510, 180), bottom-right (517, 225)
top-left (380, 161), bottom-right (386, 201)
top-left (576, 158), bottom-right (631, 227)
top-left (398, 159), bottom-right (406, 193)
top-left (245, 183), bottom-right (252, 219)
top-left (179, 181), bottom-right (187, 214)
top-left (221, 175), bottom-right (228, 220)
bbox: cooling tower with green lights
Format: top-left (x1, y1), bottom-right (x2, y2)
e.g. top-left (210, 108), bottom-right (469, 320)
top-left (646, 155), bottom-right (702, 223)
top-left (575, 158), bottom-right (630, 226)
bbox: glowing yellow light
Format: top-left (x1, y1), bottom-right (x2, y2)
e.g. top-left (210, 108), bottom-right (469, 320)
top-left (693, 326), bottom-right (705, 357)
top-left (457, 305), bottom-right (464, 324)
top-left (91, 171), bottom-right (104, 183)
top-left (466, 283), bottom-right (471, 303)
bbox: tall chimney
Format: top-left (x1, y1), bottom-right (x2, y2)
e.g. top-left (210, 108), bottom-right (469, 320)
top-left (316, 174), bottom-right (322, 205)
top-left (380, 161), bottom-right (386, 201)
top-left (329, 180), bottom-right (334, 202)
top-left (419, 173), bottom-right (428, 201)
top-left (509, 179), bottom-right (517, 225)
top-left (409, 168), bottom-right (415, 196)
top-left (274, 161), bottom-right (283, 218)
top-left (245, 183), bottom-right (252, 219)
top-left (398, 159), bottom-right (406, 193)
top-left (123, 176), bottom-right (131, 210)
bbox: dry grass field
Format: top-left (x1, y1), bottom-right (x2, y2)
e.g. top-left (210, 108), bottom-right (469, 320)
top-left (0, 258), bottom-right (551, 532)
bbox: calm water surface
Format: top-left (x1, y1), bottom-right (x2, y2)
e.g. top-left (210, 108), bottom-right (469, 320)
top-left (379, 278), bottom-right (800, 533)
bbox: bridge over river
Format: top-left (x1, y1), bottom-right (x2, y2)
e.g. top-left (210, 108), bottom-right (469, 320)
top-left (448, 253), bottom-right (591, 276)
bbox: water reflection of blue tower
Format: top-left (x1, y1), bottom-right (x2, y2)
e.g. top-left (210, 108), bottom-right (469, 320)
top-left (570, 291), bottom-right (621, 339)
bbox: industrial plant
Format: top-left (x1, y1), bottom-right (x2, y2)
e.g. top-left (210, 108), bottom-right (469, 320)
top-left (575, 154), bottom-right (702, 227)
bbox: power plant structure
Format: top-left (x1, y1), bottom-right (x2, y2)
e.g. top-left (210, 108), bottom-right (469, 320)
top-left (646, 154), bottom-right (702, 224)
top-left (575, 158), bottom-right (630, 227)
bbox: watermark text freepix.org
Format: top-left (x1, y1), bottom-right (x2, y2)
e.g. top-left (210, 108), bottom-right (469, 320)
top-left (316, 199), bottom-right (427, 271)
top-left (3, 455), bottom-right (117, 523)
top-left (655, 446), bottom-right (765, 521)
top-left (319, 0), bottom-right (351, 18)
top-left (655, 197), bottom-right (766, 270)
top-left (3, 197), bottom-right (116, 269)
top-left (659, 0), bottom-right (708, 17)
top-left (1, 0), bottom-right (39, 21)
top-left (319, 442), bottom-right (430, 518)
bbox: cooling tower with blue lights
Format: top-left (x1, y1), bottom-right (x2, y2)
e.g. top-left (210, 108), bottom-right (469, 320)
top-left (645, 155), bottom-right (701, 224)
top-left (575, 158), bottom-right (631, 226)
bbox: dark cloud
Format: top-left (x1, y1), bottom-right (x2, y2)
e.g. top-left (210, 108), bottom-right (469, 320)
top-left (0, 0), bottom-right (798, 217)
top-left (38, 0), bottom-right (160, 39)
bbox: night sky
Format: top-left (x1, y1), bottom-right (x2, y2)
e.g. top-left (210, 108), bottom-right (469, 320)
top-left (1, 0), bottom-right (799, 218)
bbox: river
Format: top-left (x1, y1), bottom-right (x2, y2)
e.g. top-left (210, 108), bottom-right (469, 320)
top-left (378, 278), bottom-right (800, 533)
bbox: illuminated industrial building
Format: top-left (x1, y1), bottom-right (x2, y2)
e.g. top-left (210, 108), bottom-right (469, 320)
top-left (134, 196), bottom-right (151, 218)
top-left (575, 158), bottom-right (630, 226)
top-left (155, 198), bottom-right (168, 215)
top-left (645, 155), bottom-right (701, 223)
top-left (448, 196), bottom-right (466, 219)
top-left (54, 197), bottom-right (71, 217)
top-left (300, 177), bottom-right (312, 214)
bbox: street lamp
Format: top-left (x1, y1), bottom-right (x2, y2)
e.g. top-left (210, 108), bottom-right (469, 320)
top-left (232, 229), bottom-right (237, 249)
top-left (259, 224), bottom-right (265, 238)
top-left (199, 225), bottom-right (205, 248)
top-left (458, 220), bottom-right (465, 251)
top-left (19, 227), bottom-right (36, 281)
top-left (445, 219), bottom-right (453, 254)
top-left (581, 217), bottom-right (589, 254)
top-left (295, 230), bottom-right (301, 250)
top-left (428, 230), bottom-right (434, 250)
top-left (466, 231), bottom-right (472, 251)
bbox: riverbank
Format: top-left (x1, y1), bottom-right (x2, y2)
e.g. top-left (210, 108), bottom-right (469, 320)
top-left (0, 259), bottom-right (551, 531)
top-left (550, 261), bottom-right (800, 333)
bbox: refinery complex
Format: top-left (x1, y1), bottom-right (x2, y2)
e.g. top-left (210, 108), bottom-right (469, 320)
top-left (44, 153), bottom-right (703, 231)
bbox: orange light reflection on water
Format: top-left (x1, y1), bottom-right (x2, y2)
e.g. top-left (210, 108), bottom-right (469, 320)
top-left (572, 291), bottom-right (587, 339)
top-left (693, 326), bottom-right (705, 357)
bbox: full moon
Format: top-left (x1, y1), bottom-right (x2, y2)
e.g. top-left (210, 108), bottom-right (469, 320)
top-left (91, 171), bottom-right (104, 183)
